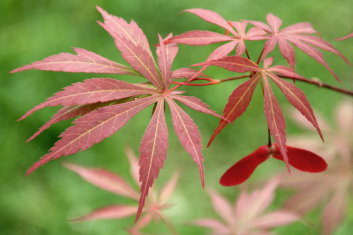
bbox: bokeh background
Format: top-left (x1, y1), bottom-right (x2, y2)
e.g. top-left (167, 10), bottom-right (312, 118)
top-left (1, 0), bottom-right (353, 234)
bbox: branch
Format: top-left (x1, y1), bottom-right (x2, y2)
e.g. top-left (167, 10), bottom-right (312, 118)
top-left (279, 75), bottom-right (353, 97)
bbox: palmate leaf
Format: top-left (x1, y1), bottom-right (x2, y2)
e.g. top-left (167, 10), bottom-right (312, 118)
top-left (248, 13), bottom-right (350, 80)
top-left (14, 7), bottom-right (226, 220)
top-left (201, 55), bottom-right (322, 171)
top-left (193, 179), bottom-right (298, 234)
top-left (168, 8), bottom-right (266, 61)
top-left (65, 150), bottom-right (180, 234)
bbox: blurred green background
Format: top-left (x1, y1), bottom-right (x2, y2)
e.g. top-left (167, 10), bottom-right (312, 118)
top-left (1, 0), bottom-right (353, 234)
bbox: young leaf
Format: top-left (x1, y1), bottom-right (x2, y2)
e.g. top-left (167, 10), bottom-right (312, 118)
top-left (26, 96), bottom-right (157, 175)
top-left (137, 99), bottom-right (168, 220)
top-left (262, 76), bottom-right (289, 168)
top-left (11, 48), bottom-right (137, 75)
top-left (167, 98), bottom-right (205, 187)
top-left (208, 74), bottom-right (260, 146)
top-left (19, 78), bottom-right (156, 120)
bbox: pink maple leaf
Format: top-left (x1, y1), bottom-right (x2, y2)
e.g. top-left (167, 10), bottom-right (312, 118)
top-left (64, 147), bottom-right (179, 235)
top-left (12, 7), bottom-right (226, 220)
top-left (280, 100), bottom-right (353, 235)
top-left (193, 178), bottom-right (298, 235)
top-left (248, 14), bottom-right (350, 80)
top-left (168, 8), bottom-right (266, 61)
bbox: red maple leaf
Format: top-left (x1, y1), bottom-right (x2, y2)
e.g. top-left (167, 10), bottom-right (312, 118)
top-left (196, 56), bottom-right (323, 171)
top-left (12, 6), bottom-right (225, 220)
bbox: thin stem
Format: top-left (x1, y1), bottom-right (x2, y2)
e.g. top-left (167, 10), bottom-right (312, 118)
top-left (256, 47), bottom-right (265, 64)
top-left (245, 48), bottom-right (251, 60)
top-left (279, 75), bottom-right (353, 97)
top-left (267, 128), bottom-right (272, 147)
top-left (159, 213), bottom-right (179, 235)
top-left (218, 74), bottom-right (250, 83)
top-left (173, 81), bottom-right (219, 86)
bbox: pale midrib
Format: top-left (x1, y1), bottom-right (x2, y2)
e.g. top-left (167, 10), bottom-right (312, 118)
top-left (220, 76), bottom-right (259, 128)
top-left (265, 78), bottom-right (285, 151)
top-left (119, 39), bottom-right (160, 88)
top-left (36, 61), bottom-right (129, 70)
top-left (142, 101), bottom-right (164, 200)
top-left (214, 61), bottom-right (259, 71)
top-left (171, 100), bottom-right (202, 167)
top-left (272, 76), bottom-right (313, 121)
top-left (45, 88), bottom-right (150, 104)
top-left (48, 98), bottom-right (154, 157)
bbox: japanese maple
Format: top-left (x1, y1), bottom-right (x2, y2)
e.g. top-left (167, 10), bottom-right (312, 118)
top-left (64, 148), bottom-right (179, 235)
top-left (192, 179), bottom-right (298, 235)
top-left (13, 5), bottom-right (353, 224)
top-left (12, 7), bottom-right (225, 220)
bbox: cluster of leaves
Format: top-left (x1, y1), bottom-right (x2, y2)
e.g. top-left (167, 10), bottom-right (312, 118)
top-left (13, 6), bottom-right (353, 219)
top-left (13, 7), bottom-right (225, 219)
top-left (65, 148), bottom-right (299, 235)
